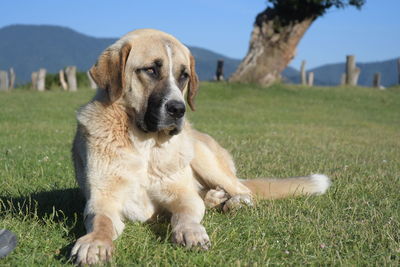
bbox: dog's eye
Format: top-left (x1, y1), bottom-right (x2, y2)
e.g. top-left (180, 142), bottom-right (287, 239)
top-left (144, 67), bottom-right (156, 75)
top-left (140, 67), bottom-right (159, 79)
top-left (180, 72), bottom-right (189, 81)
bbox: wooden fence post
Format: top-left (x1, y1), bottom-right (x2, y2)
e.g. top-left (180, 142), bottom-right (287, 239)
top-left (65, 66), bottom-right (77, 91)
top-left (87, 71), bottom-right (97, 89)
top-left (340, 73), bottom-right (346, 85)
top-left (37, 68), bottom-right (47, 91)
top-left (352, 67), bottom-right (361, 86)
top-left (345, 55), bottom-right (354, 85)
top-left (397, 58), bottom-right (400, 85)
top-left (373, 73), bottom-right (381, 88)
top-left (215, 60), bottom-right (224, 81)
top-left (31, 72), bottom-right (38, 89)
top-left (8, 68), bottom-right (15, 90)
top-left (59, 69), bottom-right (68, 90)
top-left (345, 55), bottom-right (360, 86)
top-left (0, 71), bottom-right (9, 91)
top-left (307, 72), bottom-right (314, 86)
top-left (300, 60), bottom-right (307, 85)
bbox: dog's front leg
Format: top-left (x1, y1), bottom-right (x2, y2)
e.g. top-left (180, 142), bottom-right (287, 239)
top-left (71, 213), bottom-right (115, 265)
top-left (171, 208), bottom-right (210, 250)
top-left (154, 182), bottom-right (210, 249)
top-left (71, 188), bottom-right (126, 265)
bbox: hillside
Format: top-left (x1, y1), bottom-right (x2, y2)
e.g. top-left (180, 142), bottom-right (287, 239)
top-left (313, 59), bottom-right (399, 87)
top-left (0, 25), bottom-right (115, 84)
top-left (1, 83), bottom-right (399, 265)
top-left (285, 59), bottom-right (399, 87)
top-left (1, 25), bottom-right (397, 87)
top-left (0, 24), bottom-right (299, 85)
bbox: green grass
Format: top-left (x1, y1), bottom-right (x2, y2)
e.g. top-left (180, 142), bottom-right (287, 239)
top-left (1, 83), bottom-right (399, 266)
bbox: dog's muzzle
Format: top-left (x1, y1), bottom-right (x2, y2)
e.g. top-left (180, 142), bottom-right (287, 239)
top-left (165, 100), bottom-right (186, 119)
top-left (163, 100), bottom-right (185, 135)
top-left (139, 95), bottom-right (186, 135)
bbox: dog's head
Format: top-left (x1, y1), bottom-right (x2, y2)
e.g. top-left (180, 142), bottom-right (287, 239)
top-left (89, 29), bottom-right (199, 135)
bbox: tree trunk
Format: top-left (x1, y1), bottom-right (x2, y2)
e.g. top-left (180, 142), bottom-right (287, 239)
top-left (0, 71), bottom-right (9, 91)
top-left (8, 68), bottom-right (15, 90)
top-left (87, 71), bottom-right (97, 89)
top-left (230, 7), bottom-right (315, 85)
top-left (65, 66), bottom-right (77, 91)
top-left (37, 68), bottom-right (47, 91)
top-left (59, 69), bottom-right (68, 90)
top-left (300, 60), bottom-right (307, 85)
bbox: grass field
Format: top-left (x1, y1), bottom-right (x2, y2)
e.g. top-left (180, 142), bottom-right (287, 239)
top-left (0, 83), bottom-right (399, 266)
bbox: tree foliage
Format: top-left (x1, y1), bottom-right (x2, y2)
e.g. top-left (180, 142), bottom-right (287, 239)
top-left (263, 0), bottom-right (366, 25)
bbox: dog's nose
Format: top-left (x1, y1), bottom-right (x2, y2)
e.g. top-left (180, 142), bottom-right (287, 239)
top-left (166, 100), bottom-right (186, 119)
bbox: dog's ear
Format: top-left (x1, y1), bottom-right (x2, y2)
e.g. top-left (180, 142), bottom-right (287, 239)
top-left (89, 42), bottom-right (132, 102)
top-left (187, 54), bottom-right (199, 111)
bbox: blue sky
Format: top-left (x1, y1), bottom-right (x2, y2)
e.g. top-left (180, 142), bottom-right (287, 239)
top-left (1, 0), bottom-right (399, 69)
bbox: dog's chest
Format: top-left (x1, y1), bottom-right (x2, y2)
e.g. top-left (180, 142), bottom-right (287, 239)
top-left (150, 137), bottom-right (194, 180)
top-left (121, 133), bottom-right (195, 222)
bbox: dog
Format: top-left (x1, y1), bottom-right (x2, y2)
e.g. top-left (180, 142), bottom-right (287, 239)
top-left (70, 29), bottom-right (331, 265)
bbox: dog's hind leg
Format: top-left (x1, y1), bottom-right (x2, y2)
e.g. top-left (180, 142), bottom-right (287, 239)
top-left (190, 130), bottom-right (331, 204)
top-left (190, 130), bottom-right (253, 211)
top-left (191, 130), bottom-right (250, 195)
top-left (203, 187), bottom-right (229, 208)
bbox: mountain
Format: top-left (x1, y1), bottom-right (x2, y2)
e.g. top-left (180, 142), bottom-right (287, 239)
top-left (0, 25), bottom-right (115, 84)
top-left (185, 46), bottom-right (241, 81)
top-left (285, 59), bottom-right (399, 87)
top-left (1, 25), bottom-right (397, 87)
top-left (0, 24), bottom-right (299, 85)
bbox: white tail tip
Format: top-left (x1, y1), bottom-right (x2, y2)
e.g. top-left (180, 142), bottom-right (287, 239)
top-left (310, 174), bottom-right (331, 195)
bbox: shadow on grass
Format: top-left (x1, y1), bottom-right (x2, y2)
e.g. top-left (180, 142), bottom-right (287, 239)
top-left (0, 189), bottom-right (180, 263)
top-left (145, 213), bottom-right (173, 244)
top-left (0, 188), bottom-right (85, 263)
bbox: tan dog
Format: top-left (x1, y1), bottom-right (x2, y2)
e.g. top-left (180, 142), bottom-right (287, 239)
top-left (70, 29), bottom-right (331, 265)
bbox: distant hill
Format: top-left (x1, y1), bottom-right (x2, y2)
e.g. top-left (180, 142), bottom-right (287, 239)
top-left (0, 25), bottom-right (115, 84)
top-left (285, 59), bottom-right (399, 87)
top-left (0, 24), bottom-right (298, 85)
top-left (312, 59), bottom-right (399, 87)
top-left (1, 25), bottom-right (397, 87)
top-left (187, 46), bottom-right (241, 82)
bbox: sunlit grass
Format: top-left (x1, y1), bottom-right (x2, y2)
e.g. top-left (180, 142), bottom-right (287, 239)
top-left (0, 83), bottom-right (399, 265)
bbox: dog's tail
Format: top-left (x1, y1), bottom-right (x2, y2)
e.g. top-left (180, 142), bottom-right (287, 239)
top-left (240, 174), bottom-right (331, 199)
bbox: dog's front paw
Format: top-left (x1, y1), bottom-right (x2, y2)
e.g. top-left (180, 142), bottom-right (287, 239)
top-left (223, 194), bottom-right (253, 212)
top-left (70, 233), bottom-right (114, 265)
top-left (172, 222), bottom-right (210, 250)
